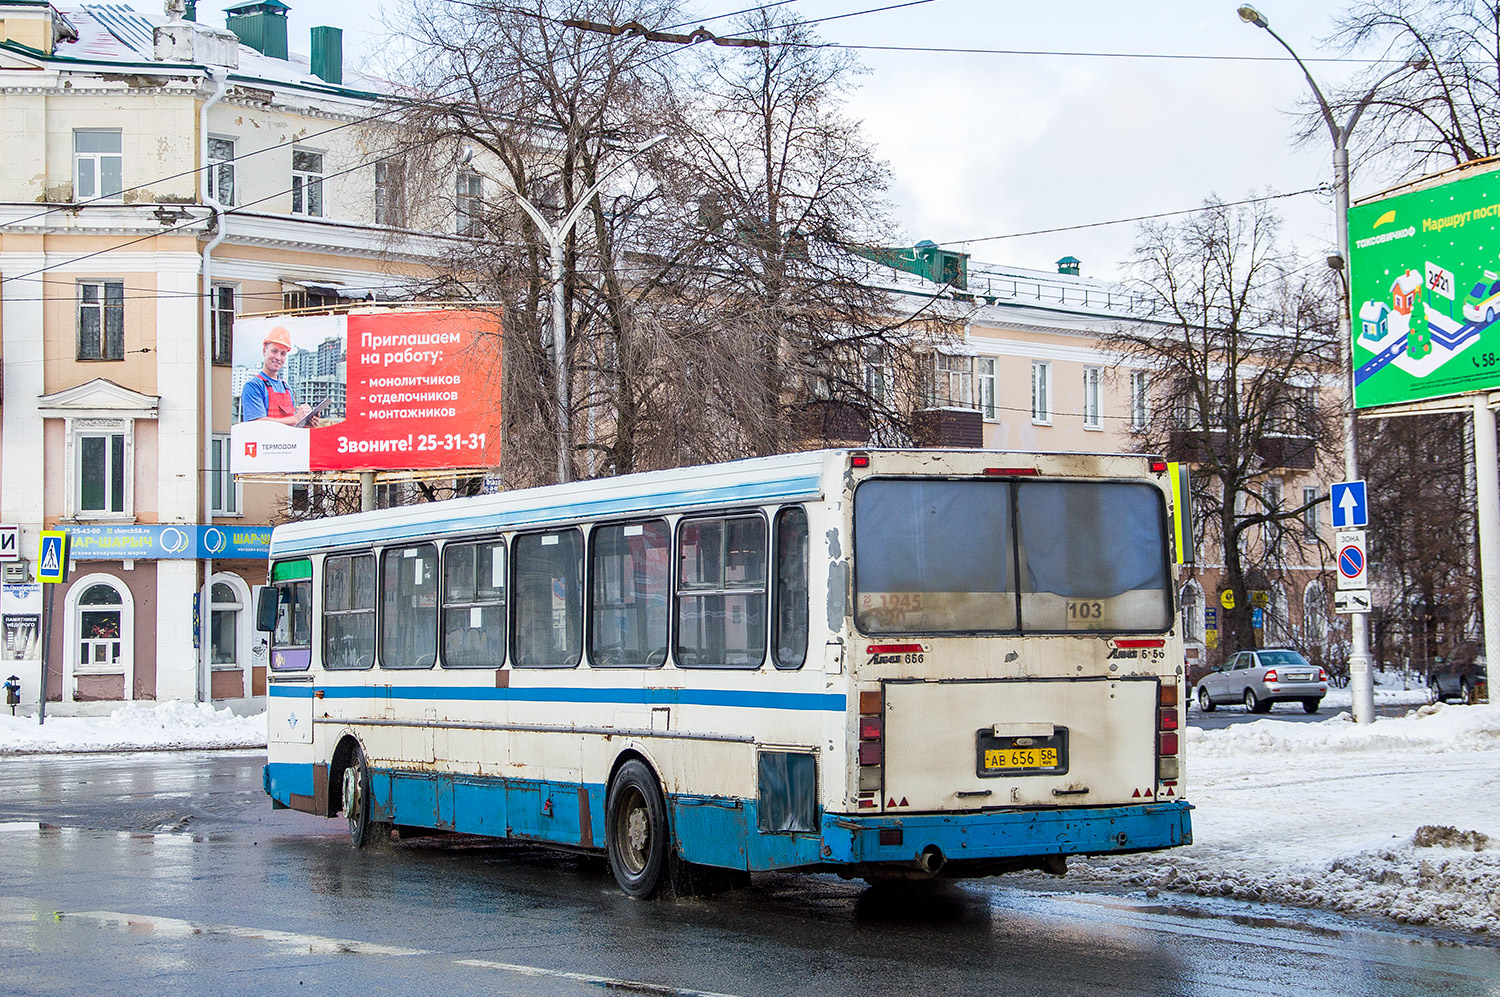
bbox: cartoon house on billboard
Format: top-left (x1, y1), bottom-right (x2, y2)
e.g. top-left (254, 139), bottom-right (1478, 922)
top-left (1391, 269), bottom-right (1422, 315)
top-left (1359, 301), bottom-right (1390, 342)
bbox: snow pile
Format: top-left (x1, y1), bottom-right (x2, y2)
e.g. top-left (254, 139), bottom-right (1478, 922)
top-left (1072, 704), bottom-right (1500, 934)
top-left (0, 701), bottom-right (266, 754)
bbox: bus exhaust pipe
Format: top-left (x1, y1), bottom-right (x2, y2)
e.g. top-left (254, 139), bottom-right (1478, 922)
top-left (916, 845), bottom-right (946, 876)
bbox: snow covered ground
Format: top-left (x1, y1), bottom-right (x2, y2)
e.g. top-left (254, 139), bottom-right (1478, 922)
top-left (1072, 702), bottom-right (1500, 935)
top-left (0, 701), bottom-right (266, 754)
top-left (1, 697), bottom-right (1496, 936)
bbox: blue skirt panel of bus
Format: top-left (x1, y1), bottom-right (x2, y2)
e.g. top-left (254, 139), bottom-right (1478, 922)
top-left (266, 761), bottom-right (1190, 872)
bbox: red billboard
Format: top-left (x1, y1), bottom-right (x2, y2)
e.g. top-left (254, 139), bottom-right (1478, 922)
top-left (230, 308), bottom-right (502, 474)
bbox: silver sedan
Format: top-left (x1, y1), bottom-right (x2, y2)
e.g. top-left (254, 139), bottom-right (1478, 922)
top-left (1196, 647), bottom-right (1328, 714)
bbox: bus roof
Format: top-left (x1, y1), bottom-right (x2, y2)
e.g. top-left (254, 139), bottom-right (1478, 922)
top-left (266, 447), bottom-right (1164, 558)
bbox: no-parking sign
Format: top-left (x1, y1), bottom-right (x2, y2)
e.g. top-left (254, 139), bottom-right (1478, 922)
top-left (1337, 530), bottom-right (1367, 590)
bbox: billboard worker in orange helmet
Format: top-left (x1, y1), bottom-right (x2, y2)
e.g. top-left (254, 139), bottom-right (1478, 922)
top-left (241, 326), bottom-right (319, 426)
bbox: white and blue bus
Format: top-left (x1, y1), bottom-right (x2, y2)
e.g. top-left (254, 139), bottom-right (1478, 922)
top-left (260, 448), bottom-right (1192, 896)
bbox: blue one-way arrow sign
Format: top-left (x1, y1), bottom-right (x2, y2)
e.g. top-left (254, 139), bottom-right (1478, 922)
top-left (1330, 480), bottom-right (1368, 529)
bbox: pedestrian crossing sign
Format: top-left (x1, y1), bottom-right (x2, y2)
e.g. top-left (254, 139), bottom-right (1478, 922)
top-left (37, 530), bottom-right (69, 584)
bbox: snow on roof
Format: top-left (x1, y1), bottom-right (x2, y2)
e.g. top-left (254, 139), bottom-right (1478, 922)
top-left (1393, 269), bottom-right (1423, 293)
top-left (46, 3), bottom-right (387, 95)
top-left (1360, 300), bottom-right (1389, 320)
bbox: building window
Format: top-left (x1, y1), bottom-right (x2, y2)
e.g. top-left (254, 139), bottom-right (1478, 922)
top-left (1304, 582), bottom-right (1329, 643)
top-left (74, 130), bottom-right (123, 201)
top-left (976, 357), bottom-right (997, 421)
top-left (291, 149), bottom-right (324, 217)
top-left (1264, 478), bottom-right (1283, 547)
top-left (1082, 366), bottom-right (1102, 429)
top-left (1180, 581), bottom-right (1203, 643)
top-left (374, 160), bottom-right (405, 227)
top-left (929, 354), bottom-right (974, 408)
top-left (211, 284), bottom-right (235, 365)
top-left (78, 430), bottom-right (126, 515)
top-left (1031, 361), bottom-right (1051, 424)
top-left (210, 434), bottom-right (239, 515)
top-left (209, 581), bottom-right (241, 668)
top-left (208, 136), bottom-right (235, 206)
top-left (78, 281), bottom-right (124, 361)
top-left (1303, 486), bottom-right (1320, 539)
top-left (457, 173), bottom-right (484, 236)
top-left (76, 581), bottom-right (125, 673)
top-left (1130, 371), bottom-right (1149, 429)
top-left (864, 346), bottom-right (888, 407)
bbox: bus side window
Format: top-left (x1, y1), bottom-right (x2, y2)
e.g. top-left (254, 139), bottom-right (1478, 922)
top-left (442, 539), bottom-right (506, 667)
top-left (677, 514), bottom-right (767, 668)
top-left (382, 544), bottom-right (439, 669)
top-left (589, 520), bottom-right (669, 668)
top-left (324, 553), bottom-right (375, 670)
top-left (269, 579), bottom-right (312, 671)
top-left (772, 506), bottom-right (809, 669)
top-left (512, 529), bottom-right (583, 668)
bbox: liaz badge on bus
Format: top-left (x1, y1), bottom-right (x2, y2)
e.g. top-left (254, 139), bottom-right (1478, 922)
top-left (976, 726), bottom-right (1069, 777)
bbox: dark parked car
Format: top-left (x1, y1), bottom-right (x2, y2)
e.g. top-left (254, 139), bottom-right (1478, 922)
top-left (1429, 659), bottom-right (1488, 704)
top-left (1195, 647), bottom-right (1328, 714)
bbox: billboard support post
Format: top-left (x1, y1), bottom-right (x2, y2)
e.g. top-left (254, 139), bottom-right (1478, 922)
top-left (361, 471), bottom-right (376, 513)
top-left (1474, 396), bottom-right (1500, 702)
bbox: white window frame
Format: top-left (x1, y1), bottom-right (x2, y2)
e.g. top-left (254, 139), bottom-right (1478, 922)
top-left (1031, 361), bottom-right (1051, 425)
top-left (1302, 486), bottom-right (1320, 539)
top-left (208, 573), bottom-right (252, 675)
top-left (66, 417), bottom-right (134, 520)
top-left (375, 159), bottom-right (405, 227)
top-left (1082, 366), bottom-right (1102, 430)
top-left (1304, 581), bottom-right (1329, 643)
top-left (457, 173), bottom-right (484, 236)
top-left (211, 283), bottom-right (236, 365)
top-left (210, 434), bottom-right (241, 516)
top-left (864, 346), bottom-right (888, 407)
top-left (77, 280), bottom-right (124, 361)
top-left (976, 357), bottom-right (997, 421)
top-left (930, 353), bottom-right (974, 408)
top-left (1130, 370), bottom-right (1150, 430)
top-left (291, 148), bottom-right (324, 217)
top-left (1180, 579), bottom-right (1204, 643)
top-left (74, 129), bottom-right (123, 202)
top-left (207, 136), bottom-right (236, 207)
top-left (62, 573), bottom-right (135, 700)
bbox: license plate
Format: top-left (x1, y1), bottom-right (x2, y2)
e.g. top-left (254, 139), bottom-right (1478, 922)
top-left (984, 747), bottom-right (1058, 770)
top-left (975, 728), bottom-right (1068, 777)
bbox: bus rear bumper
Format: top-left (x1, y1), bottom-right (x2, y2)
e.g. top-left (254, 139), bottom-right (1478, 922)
top-left (820, 800), bottom-right (1193, 868)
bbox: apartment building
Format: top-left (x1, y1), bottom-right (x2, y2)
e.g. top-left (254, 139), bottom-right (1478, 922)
top-left (0, 0), bottom-right (453, 711)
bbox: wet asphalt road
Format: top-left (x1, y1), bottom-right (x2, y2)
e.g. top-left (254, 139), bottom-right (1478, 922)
top-left (1189, 700), bottom-right (1417, 731)
top-left (0, 750), bottom-right (1496, 996)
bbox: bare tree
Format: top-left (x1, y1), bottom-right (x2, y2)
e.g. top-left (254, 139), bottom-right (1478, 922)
top-left (1315, 0), bottom-right (1500, 177)
top-left (1110, 197), bottom-right (1342, 655)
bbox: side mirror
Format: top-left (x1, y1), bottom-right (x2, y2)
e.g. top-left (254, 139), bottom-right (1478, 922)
top-left (255, 587), bottom-right (280, 633)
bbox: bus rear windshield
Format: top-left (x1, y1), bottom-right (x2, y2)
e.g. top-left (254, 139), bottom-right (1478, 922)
top-left (854, 478), bottom-right (1171, 634)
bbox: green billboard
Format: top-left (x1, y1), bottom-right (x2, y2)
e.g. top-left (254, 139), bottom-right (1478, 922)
top-left (1348, 164), bottom-right (1500, 409)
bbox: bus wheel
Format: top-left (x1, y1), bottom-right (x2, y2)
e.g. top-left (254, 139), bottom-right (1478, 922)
top-left (343, 746), bottom-right (375, 848)
top-left (606, 760), bottom-right (669, 898)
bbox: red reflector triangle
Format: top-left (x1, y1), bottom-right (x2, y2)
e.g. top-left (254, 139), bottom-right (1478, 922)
top-left (1144, 788), bottom-right (1153, 797)
top-left (1166, 787), bottom-right (1175, 796)
top-left (899, 797), bottom-right (908, 807)
top-left (887, 798), bottom-right (897, 808)
top-left (1132, 788), bottom-right (1141, 798)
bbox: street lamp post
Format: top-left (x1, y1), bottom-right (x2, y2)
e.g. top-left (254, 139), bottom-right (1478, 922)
top-left (459, 134), bottom-right (669, 484)
top-left (1237, 6), bottom-right (1425, 723)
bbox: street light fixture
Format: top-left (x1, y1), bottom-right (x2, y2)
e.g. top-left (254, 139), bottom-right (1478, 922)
top-left (458, 133), bottom-right (670, 483)
top-left (1238, 5), bottom-right (1425, 724)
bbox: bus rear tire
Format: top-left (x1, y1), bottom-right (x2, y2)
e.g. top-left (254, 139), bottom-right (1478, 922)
top-left (606, 760), bottom-right (669, 898)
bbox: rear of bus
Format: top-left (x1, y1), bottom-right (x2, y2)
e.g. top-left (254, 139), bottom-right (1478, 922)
top-left (826, 450), bottom-right (1191, 880)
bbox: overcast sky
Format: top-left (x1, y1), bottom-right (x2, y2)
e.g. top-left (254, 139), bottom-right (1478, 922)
top-left (191, 0), bottom-right (1378, 281)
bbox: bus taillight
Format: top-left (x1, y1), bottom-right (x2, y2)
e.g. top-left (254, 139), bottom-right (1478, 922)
top-left (1158, 731), bottom-right (1179, 756)
top-left (1158, 680), bottom-right (1181, 783)
top-left (1158, 708), bottom-right (1179, 731)
top-left (858, 688), bottom-right (883, 808)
